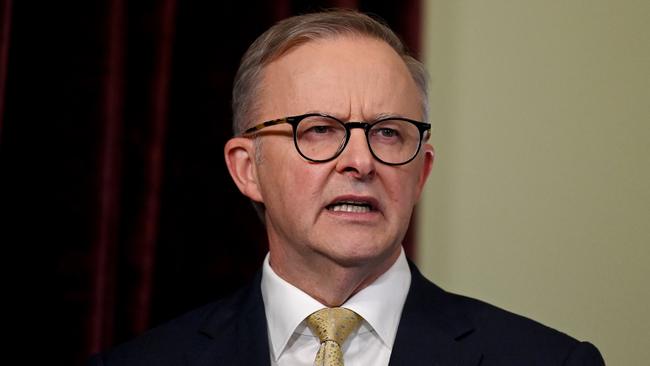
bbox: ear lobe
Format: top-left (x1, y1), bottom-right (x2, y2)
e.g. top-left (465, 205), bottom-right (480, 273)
top-left (224, 137), bottom-right (264, 202)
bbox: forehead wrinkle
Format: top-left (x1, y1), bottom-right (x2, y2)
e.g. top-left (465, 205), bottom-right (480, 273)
top-left (294, 74), bottom-right (353, 120)
top-left (259, 36), bottom-right (420, 122)
top-left (352, 54), bottom-right (419, 121)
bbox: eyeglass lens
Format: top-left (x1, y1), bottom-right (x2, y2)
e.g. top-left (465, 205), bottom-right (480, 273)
top-left (295, 115), bottom-right (422, 164)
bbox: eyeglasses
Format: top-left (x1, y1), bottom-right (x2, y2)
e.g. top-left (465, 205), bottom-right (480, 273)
top-left (241, 113), bottom-right (431, 166)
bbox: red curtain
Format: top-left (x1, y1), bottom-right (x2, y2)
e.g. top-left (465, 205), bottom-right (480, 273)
top-left (0, 0), bottom-right (12, 137)
top-left (0, 1), bottom-right (421, 364)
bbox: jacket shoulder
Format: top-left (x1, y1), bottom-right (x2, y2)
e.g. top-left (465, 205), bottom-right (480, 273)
top-left (89, 277), bottom-right (261, 366)
top-left (452, 292), bottom-right (603, 364)
top-left (404, 264), bottom-right (604, 365)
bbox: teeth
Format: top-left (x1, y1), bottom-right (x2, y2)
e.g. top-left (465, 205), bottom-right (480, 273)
top-left (330, 203), bottom-right (371, 213)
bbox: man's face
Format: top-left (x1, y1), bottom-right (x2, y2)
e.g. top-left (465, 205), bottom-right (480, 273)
top-left (237, 36), bottom-right (433, 271)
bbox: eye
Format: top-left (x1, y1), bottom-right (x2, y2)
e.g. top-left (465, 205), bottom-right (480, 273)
top-left (297, 116), bottom-right (344, 141)
top-left (307, 125), bottom-right (334, 134)
top-left (375, 127), bottom-right (399, 138)
top-left (370, 126), bottom-right (401, 140)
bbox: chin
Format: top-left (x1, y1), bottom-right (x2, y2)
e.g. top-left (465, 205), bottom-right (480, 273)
top-left (321, 240), bottom-right (398, 269)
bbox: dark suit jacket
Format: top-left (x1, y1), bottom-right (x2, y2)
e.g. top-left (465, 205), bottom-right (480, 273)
top-left (90, 263), bottom-right (605, 365)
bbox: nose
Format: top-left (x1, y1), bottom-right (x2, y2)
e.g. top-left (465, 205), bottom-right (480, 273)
top-left (334, 128), bottom-right (376, 180)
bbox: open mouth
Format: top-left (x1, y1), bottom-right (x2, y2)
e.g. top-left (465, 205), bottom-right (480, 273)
top-left (326, 200), bottom-right (376, 213)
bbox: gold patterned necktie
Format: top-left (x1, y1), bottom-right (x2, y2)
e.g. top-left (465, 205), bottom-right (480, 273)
top-left (306, 307), bottom-right (363, 366)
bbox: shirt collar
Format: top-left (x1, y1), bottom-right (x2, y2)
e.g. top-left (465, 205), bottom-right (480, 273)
top-left (261, 248), bottom-right (411, 361)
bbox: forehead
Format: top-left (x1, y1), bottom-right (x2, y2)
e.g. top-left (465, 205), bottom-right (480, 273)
top-left (257, 36), bottom-right (421, 121)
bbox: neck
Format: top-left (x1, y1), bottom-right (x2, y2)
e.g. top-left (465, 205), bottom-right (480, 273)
top-left (268, 245), bottom-right (401, 307)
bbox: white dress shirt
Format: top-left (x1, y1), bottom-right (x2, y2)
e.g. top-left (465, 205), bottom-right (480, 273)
top-left (261, 248), bottom-right (411, 366)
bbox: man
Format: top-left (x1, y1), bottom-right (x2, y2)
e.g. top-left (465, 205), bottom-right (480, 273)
top-left (90, 10), bottom-right (605, 366)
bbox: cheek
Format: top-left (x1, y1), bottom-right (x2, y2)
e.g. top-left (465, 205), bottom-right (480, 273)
top-left (290, 164), bottom-right (329, 201)
top-left (383, 168), bottom-right (421, 208)
top-left (266, 157), bottom-right (328, 210)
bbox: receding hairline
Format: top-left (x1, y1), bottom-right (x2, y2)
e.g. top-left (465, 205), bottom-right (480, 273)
top-left (231, 10), bottom-right (429, 135)
top-left (242, 33), bottom-right (426, 131)
top-left (257, 34), bottom-right (422, 115)
top-left (270, 27), bottom-right (401, 63)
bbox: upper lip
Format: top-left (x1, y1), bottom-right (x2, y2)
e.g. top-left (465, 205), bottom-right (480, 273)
top-left (326, 195), bottom-right (381, 212)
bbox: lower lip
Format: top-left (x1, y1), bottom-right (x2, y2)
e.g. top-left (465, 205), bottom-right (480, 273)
top-left (324, 208), bottom-right (381, 221)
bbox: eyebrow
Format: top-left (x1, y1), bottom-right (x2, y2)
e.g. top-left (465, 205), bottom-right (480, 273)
top-left (305, 110), bottom-right (410, 122)
top-left (372, 112), bottom-right (409, 121)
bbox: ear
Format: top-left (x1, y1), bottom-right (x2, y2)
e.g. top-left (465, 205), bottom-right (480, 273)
top-left (414, 143), bottom-right (435, 200)
top-left (224, 137), bottom-right (264, 203)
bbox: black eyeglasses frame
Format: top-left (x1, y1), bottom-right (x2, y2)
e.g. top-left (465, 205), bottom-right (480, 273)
top-left (241, 113), bottom-right (431, 166)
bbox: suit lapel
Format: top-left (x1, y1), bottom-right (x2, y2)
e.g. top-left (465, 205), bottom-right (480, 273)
top-left (186, 271), bottom-right (271, 366)
top-left (389, 263), bottom-right (483, 366)
top-left (182, 262), bottom-right (483, 366)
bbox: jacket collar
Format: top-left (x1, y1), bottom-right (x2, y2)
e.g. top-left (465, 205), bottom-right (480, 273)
top-left (188, 270), bottom-right (271, 366)
top-left (389, 261), bottom-right (483, 366)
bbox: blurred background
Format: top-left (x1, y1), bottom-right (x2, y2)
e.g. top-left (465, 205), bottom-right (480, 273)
top-left (419, 1), bottom-right (649, 365)
top-left (0, 0), bottom-right (421, 365)
top-left (1, 0), bottom-right (647, 365)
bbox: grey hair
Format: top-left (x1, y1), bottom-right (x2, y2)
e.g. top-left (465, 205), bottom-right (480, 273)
top-left (231, 9), bottom-right (429, 135)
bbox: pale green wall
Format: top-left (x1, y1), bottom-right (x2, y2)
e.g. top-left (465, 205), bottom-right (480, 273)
top-left (417, 1), bottom-right (650, 364)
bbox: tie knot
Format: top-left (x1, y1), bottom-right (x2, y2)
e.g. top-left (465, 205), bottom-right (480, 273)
top-left (306, 307), bottom-right (362, 345)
